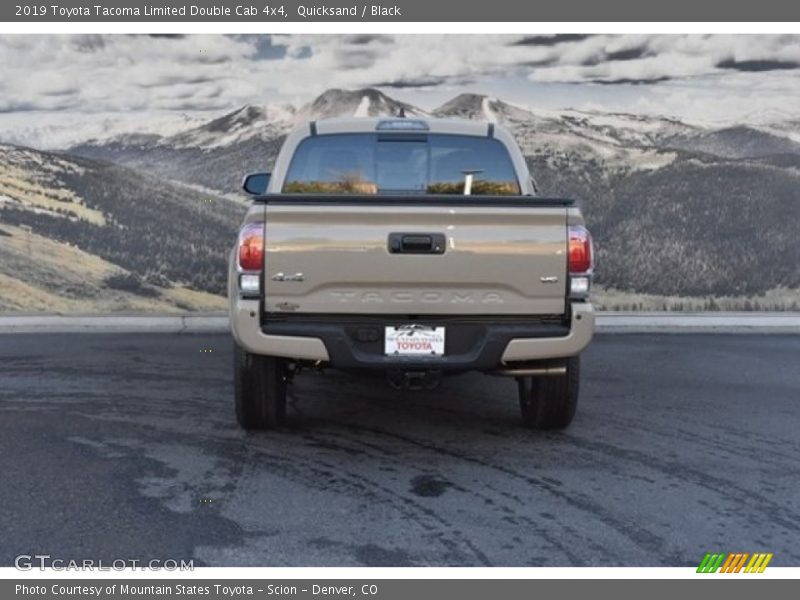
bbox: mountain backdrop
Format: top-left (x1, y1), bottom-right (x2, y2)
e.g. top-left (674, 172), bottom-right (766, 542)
top-left (2, 87), bottom-right (799, 312)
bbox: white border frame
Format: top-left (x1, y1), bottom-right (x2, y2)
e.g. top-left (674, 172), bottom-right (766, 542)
top-left (0, 18), bottom-right (798, 580)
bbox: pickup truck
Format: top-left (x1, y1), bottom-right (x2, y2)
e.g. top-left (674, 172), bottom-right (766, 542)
top-left (229, 116), bottom-right (594, 431)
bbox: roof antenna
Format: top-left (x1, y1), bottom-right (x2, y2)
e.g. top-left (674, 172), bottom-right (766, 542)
top-left (397, 107), bottom-right (406, 118)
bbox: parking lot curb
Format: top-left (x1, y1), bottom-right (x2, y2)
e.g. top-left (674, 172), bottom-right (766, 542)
top-left (0, 314), bottom-right (229, 334)
top-left (595, 312), bottom-right (800, 333)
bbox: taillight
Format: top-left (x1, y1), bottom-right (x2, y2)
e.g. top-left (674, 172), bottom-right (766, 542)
top-left (568, 225), bottom-right (593, 299)
top-left (238, 223), bottom-right (264, 271)
top-left (568, 225), bottom-right (593, 274)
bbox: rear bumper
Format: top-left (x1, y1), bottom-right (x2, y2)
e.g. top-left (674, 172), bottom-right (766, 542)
top-left (230, 301), bottom-right (330, 361)
top-left (230, 302), bottom-right (594, 370)
top-left (501, 303), bottom-right (594, 362)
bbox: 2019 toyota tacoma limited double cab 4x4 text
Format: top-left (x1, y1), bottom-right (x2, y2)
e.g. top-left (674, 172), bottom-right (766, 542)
top-left (229, 116), bottom-right (594, 430)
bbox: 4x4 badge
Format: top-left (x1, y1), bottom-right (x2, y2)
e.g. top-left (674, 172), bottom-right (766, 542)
top-left (271, 272), bottom-right (305, 282)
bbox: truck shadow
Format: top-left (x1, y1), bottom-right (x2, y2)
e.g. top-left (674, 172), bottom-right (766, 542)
top-left (277, 369), bottom-right (559, 438)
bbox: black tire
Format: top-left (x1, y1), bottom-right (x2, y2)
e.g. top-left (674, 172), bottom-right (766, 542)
top-left (234, 345), bottom-right (287, 430)
top-left (517, 356), bottom-right (580, 430)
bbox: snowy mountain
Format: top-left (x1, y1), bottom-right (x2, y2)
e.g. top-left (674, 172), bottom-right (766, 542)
top-left (70, 88), bottom-right (700, 190)
top-left (434, 94), bottom-right (696, 143)
top-left (165, 104), bottom-right (296, 149)
top-left (434, 93), bottom-right (698, 171)
top-left (434, 94), bottom-right (535, 122)
top-left (46, 87), bottom-right (800, 172)
top-left (295, 88), bottom-right (428, 121)
top-left (0, 111), bottom-right (213, 151)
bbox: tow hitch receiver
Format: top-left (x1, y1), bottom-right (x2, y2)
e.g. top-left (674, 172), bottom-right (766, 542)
top-left (387, 369), bottom-right (442, 391)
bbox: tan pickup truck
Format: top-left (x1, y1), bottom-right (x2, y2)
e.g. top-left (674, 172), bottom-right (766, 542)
top-left (229, 117), bottom-right (594, 431)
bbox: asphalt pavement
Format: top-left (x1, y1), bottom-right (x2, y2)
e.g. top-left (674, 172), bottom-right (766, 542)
top-left (0, 332), bottom-right (798, 567)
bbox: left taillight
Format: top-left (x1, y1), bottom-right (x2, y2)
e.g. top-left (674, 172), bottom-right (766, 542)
top-left (238, 223), bottom-right (264, 271)
top-left (237, 223), bottom-right (263, 298)
top-left (568, 225), bottom-right (593, 299)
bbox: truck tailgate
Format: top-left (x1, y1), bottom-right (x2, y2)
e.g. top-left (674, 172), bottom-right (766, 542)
top-left (264, 201), bottom-right (568, 315)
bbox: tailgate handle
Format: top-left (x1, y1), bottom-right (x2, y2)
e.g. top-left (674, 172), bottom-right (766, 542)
top-left (389, 233), bottom-right (446, 254)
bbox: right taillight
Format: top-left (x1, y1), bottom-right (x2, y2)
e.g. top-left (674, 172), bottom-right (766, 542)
top-left (568, 225), bottom-right (592, 274)
top-left (568, 225), bottom-right (593, 299)
top-left (238, 223), bottom-right (264, 271)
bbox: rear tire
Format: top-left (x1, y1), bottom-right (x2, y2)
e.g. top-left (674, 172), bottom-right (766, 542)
top-left (517, 356), bottom-right (580, 430)
top-left (234, 345), bottom-right (287, 430)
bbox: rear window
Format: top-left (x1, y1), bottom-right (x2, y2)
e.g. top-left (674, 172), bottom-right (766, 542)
top-left (282, 133), bottom-right (521, 195)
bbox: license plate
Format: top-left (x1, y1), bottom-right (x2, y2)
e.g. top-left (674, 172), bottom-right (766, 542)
top-left (385, 325), bottom-right (445, 356)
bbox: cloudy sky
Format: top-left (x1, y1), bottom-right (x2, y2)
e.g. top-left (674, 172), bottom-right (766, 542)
top-left (1, 34), bottom-right (799, 146)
